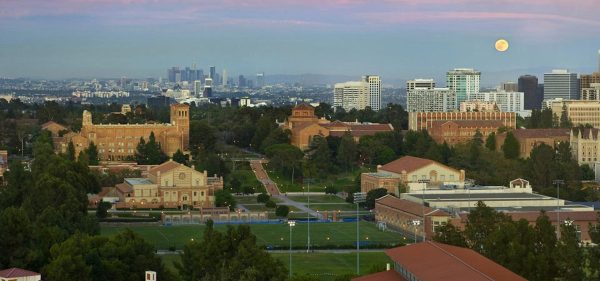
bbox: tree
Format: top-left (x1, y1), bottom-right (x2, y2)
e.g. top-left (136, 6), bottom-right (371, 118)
top-left (501, 132), bottom-right (519, 159)
top-left (365, 188), bottom-right (389, 209)
top-left (433, 222), bottom-right (467, 247)
top-left (559, 104), bottom-right (572, 128)
top-left (485, 132), bottom-right (496, 151)
top-left (172, 149), bottom-right (188, 164)
top-left (472, 129), bottom-right (483, 146)
top-left (215, 190), bottom-right (236, 211)
top-left (135, 133), bottom-right (167, 165)
top-left (325, 186), bottom-right (338, 195)
top-left (265, 200), bottom-right (276, 208)
top-left (95, 201), bottom-right (112, 219)
top-left (257, 193), bottom-right (270, 203)
top-left (85, 141), bottom-right (99, 165)
top-left (177, 221), bottom-right (287, 281)
top-left (66, 141), bottom-right (76, 161)
top-left (264, 144), bottom-right (303, 177)
top-left (189, 120), bottom-right (217, 151)
top-left (555, 223), bottom-right (584, 281)
top-left (464, 201), bottom-right (509, 255)
top-left (275, 205), bottom-right (290, 218)
top-left (229, 177), bottom-right (242, 194)
top-left (336, 132), bottom-right (357, 171)
top-left (308, 136), bottom-right (333, 179)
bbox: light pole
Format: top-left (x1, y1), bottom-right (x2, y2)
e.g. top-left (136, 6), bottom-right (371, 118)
top-left (354, 192), bottom-right (367, 275)
top-left (305, 178), bottom-right (314, 253)
top-left (553, 179), bottom-right (564, 239)
top-left (411, 219), bottom-right (421, 243)
top-left (288, 220), bottom-right (296, 278)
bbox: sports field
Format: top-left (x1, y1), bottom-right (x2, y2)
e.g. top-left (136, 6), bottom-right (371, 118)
top-left (101, 221), bottom-right (405, 250)
top-left (161, 251), bottom-right (391, 281)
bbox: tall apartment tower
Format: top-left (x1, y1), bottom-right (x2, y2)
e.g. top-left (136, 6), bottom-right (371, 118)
top-left (193, 80), bottom-right (202, 96)
top-left (209, 66), bottom-right (216, 80)
top-left (406, 79), bottom-right (435, 91)
top-left (363, 75), bottom-right (381, 111)
top-left (333, 81), bottom-right (369, 111)
top-left (446, 68), bottom-right (481, 105)
top-left (543, 69), bottom-right (579, 100)
top-left (518, 75), bottom-right (542, 109)
top-left (222, 69), bottom-right (228, 86)
top-left (256, 72), bottom-right (265, 88)
top-left (406, 87), bottom-right (456, 112)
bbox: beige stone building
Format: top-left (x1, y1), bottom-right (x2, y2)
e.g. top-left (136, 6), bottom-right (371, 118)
top-left (110, 160), bottom-right (223, 209)
top-left (495, 128), bottom-right (571, 158)
top-left (570, 128), bottom-right (600, 165)
top-left (45, 104), bottom-right (189, 161)
top-left (408, 111), bottom-right (516, 131)
top-left (548, 99), bottom-right (600, 127)
top-left (361, 156), bottom-right (465, 195)
top-left (281, 104), bottom-right (393, 150)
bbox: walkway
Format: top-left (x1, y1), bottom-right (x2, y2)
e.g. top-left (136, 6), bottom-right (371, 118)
top-left (250, 160), bottom-right (281, 196)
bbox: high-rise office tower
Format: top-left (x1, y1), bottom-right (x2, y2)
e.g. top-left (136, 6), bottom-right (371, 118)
top-left (168, 67), bottom-right (180, 83)
top-left (446, 68), bottom-right (481, 105)
top-left (333, 81), bottom-right (369, 111)
top-left (222, 69), bottom-right (228, 86)
top-left (580, 72), bottom-right (600, 99)
top-left (363, 75), bottom-right (381, 111)
top-left (203, 78), bottom-right (213, 98)
top-left (406, 79), bottom-right (435, 91)
top-left (406, 87), bottom-right (456, 112)
top-left (543, 69), bottom-right (579, 100)
top-left (209, 66), bottom-right (216, 80)
top-left (501, 82), bottom-right (518, 92)
top-left (193, 80), bottom-right (202, 96)
top-left (256, 72), bottom-right (265, 88)
top-left (238, 75), bottom-right (246, 88)
top-left (518, 75), bottom-right (542, 109)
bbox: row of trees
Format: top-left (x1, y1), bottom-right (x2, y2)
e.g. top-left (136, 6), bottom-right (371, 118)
top-left (434, 202), bottom-right (600, 281)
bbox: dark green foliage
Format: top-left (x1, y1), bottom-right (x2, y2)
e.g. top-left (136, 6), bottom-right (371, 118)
top-left (260, 128), bottom-right (291, 152)
top-left (215, 190), bottom-right (236, 211)
top-left (365, 188), bottom-right (389, 209)
top-left (307, 136), bottom-right (334, 179)
top-left (264, 144), bottom-right (304, 178)
top-left (324, 186), bottom-right (338, 195)
top-left (85, 141), bottom-right (99, 165)
top-left (433, 223), bottom-right (467, 247)
top-left (66, 140), bottom-right (76, 161)
top-left (257, 193), bottom-right (270, 203)
top-left (44, 231), bottom-right (175, 281)
top-left (135, 132), bottom-right (168, 165)
top-left (485, 132), bottom-right (496, 151)
top-left (275, 205), bottom-right (290, 218)
top-left (336, 132), bottom-right (357, 170)
top-left (265, 200), bottom-right (277, 208)
top-left (501, 132), bottom-right (519, 159)
top-left (172, 149), bottom-right (188, 164)
top-left (95, 201), bottom-right (112, 219)
top-left (559, 104), bottom-right (572, 128)
top-left (189, 120), bottom-right (217, 151)
top-left (176, 221), bottom-right (287, 281)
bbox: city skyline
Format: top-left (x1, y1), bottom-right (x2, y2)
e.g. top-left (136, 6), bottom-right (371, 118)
top-left (0, 0), bottom-right (599, 85)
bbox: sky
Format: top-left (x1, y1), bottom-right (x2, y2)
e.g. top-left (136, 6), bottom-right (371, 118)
top-left (0, 0), bottom-right (599, 86)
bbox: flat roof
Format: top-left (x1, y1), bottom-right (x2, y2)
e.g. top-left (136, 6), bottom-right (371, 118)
top-left (124, 178), bottom-right (153, 185)
top-left (407, 192), bottom-right (550, 201)
top-left (364, 172), bottom-right (399, 178)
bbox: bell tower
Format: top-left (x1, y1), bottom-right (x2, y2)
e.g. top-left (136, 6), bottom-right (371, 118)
top-left (170, 103), bottom-right (190, 150)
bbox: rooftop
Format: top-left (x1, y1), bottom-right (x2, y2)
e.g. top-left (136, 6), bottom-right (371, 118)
top-left (407, 192), bottom-right (549, 201)
top-left (0, 268), bottom-right (40, 278)
top-left (124, 178), bottom-right (154, 185)
top-left (379, 156), bottom-right (457, 175)
top-left (376, 195), bottom-right (437, 217)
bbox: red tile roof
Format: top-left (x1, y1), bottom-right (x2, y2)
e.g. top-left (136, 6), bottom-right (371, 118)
top-left (375, 195), bottom-right (435, 216)
top-left (509, 128), bottom-right (570, 139)
top-left (148, 160), bottom-right (182, 176)
top-left (0, 267), bottom-right (40, 278)
top-left (379, 156), bottom-right (456, 174)
top-left (385, 242), bottom-right (527, 281)
top-left (293, 103), bottom-right (314, 110)
top-left (352, 270), bottom-right (407, 281)
top-left (41, 120), bottom-right (67, 130)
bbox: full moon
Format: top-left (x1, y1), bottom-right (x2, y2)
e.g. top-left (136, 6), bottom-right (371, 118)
top-left (495, 39), bottom-right (509, 52)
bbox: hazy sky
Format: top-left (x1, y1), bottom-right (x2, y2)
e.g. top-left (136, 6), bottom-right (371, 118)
top-left (1, 0), bottom-right (599, 85)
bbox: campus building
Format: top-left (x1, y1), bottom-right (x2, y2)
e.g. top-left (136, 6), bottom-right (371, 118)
top-left (0, 268), bottom-right (41, 281)
top-left (570, 128), bottom-right (600, 166)
top-left (459, 100), bottom-right (498, 112)
top-left (281, 104), bottom-right (393, 150)
top-left (353, 241), bottom-right (526, 281)
top-left (361, 156), bottom-right (465, 196)
top-left (495, 128), bottom-right (571, 158)
top-left (100, 160), bottom-right (223, 209)
top-left (580, 72), bottom-right (600, 99)
top-left (547, 99), bottom-right (600, 127)
top-left (44, 103), bottom-right (190, 161)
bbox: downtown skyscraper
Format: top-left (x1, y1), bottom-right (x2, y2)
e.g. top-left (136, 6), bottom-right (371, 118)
top-left (446, 68), bottom-right (481, 105)
top-left (363, 75), bottom-right (381, 111)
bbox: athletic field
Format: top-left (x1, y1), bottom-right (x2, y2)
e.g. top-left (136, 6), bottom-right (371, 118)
top-left (101, 221), bottom-right (405, 250)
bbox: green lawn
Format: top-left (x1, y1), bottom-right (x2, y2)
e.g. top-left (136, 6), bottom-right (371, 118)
top-left (288, 195), bottom-right (348, 203)
top-left (266, 165), bottom-right (373, 193)
top-left (309, 204), bottom-right (358, 212)
top-left (234, 195), bottom-right (283, 205)
top-left (160, 252), bottom-right (391, 281)
top-left (101, 222), bottom-right (405, 250)
top-left (227, 168), bottom-right (265, 194)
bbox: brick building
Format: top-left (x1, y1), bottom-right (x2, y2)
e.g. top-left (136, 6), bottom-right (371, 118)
top-left (281, 104), bottom-right (393, 150)
top-left (45, 103), bottom-right (189, 161)
top-left (495, 128), bottom-right (570, 158)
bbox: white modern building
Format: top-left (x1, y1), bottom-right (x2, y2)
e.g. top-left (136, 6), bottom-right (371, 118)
top-left (333, 81), bottom-right (369, 111)
top-left (193, 80), bottom-right (202, 96)
top-left (581, 83), bottom-right (600, 101)
top-left (222, 69), bottom-right (228, 86)
top-left (363, 75), bottom-right (381, 111)
top-left (471, 90), bottom-right (525, 114)
top-left (406, 79), bottom-right (435, 91)
top-left (446, 68), bottom-right (481, 105)
top-left (543, 69), bottom-right (579, 100)
top-left (407, 87), bottom-right (457, 112)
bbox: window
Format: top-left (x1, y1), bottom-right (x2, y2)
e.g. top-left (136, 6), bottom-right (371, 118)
top-left (201, 191), bottom-right (205, 196)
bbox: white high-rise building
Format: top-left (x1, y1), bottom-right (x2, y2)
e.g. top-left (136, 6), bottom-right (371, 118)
top-left (543, 69), bottom-right (579, 100)
top-left (222, 69), bottom-right (228, 86)
top-left (471, 90), bottom-right (525, 113)
top-left (333, 81), bottom-right (369, 111)
top-left (446, 68), bottom-right (481, 105)
top-left (193, 80), bottom-right (202, 96)
top-left (406, 87), bottom-right (456, 112)
top-left (406, 79), bottom-right (435, 91)
top-left (363, 75), bottom-right (381, 111)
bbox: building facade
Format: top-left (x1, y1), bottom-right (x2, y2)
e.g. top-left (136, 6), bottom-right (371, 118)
top-left (548, 99), bottom-right (600, 127)
top-left (580, 72), bottom-right (600, 99)
top-left (111, 160), bottom-right (223, 209)
top-left (281, 104), bottom-right (393, 150)
top-left (495, 129), bottom-right (570, 158)
top-left (470, 90), bottom-right (525, 113)
top-left (48, 104), bottom-right (189, 161)
top-left (581, 83), bottom-right (600, 101)
top-left (333, 81), bottom-right (369, 111)
top-left (518, 75), bottom-right (542, 110)
top-left (408, 111), bottom-right (517, 131)
top-left (544, 69), bottom-right (579, 100)
top-left (364, 75), bottom-right (381, 111)
top-left (406, 87), bottom-right (456, 112)
top-left (446, 68), bottom-right (481, 105)
top-left (406, 78), bottom-right (435, 91)
top-left (0, 268), bottom-right (42, 281)
top-left (570, 128), bottom-right (600, 165)
top-left (459, 100), bottom-right (498, 112)
top-left (428, 120), bottom-right (503, 145)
